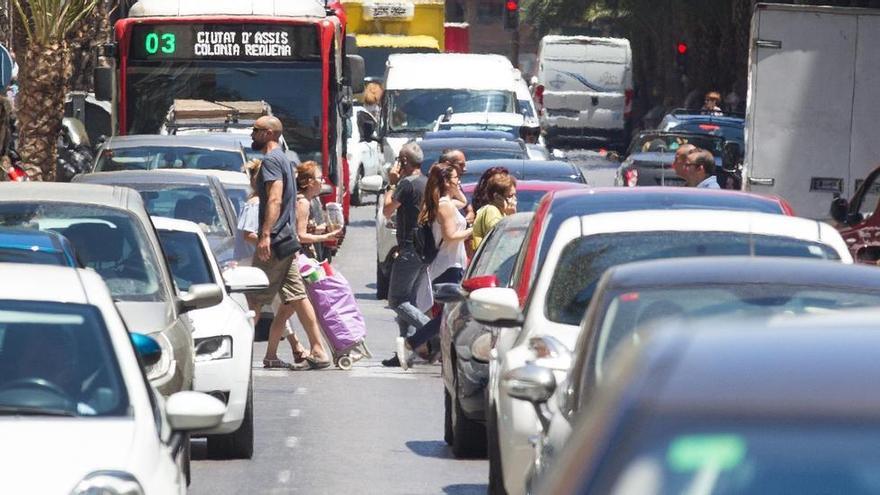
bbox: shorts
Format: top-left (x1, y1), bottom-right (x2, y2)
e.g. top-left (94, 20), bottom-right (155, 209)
top-left (249, 253), bottom-right (308, 306)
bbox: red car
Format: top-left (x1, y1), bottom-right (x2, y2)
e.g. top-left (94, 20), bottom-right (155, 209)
top-left (830, 165), bottom-right (880, 264)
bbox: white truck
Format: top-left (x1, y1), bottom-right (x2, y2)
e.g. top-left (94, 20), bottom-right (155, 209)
top-left (744, 3), bottom-right (880, 219)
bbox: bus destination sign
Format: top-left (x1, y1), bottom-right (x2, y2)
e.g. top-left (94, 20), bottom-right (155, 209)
top-left (130, 24), bottom-right (320, 61)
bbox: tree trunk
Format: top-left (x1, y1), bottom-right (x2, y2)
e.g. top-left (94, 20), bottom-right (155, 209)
top-left (17, 41), bottom-right (68, 181)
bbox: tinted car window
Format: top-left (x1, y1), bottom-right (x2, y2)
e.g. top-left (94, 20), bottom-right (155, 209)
top-left (673, 122), bottom-right (744, 143)
top-left (0, 203), bottom-right (168, 302)
top-left (157, 230), bottom-right (215, 292)
top-left (546, 232), bottom-right (841, 325)
top-left (136, 185), bottom-right (230, 236)
top-left (0, 300), bottom-right (129, 417)
top-left (95, 146), bottom-right (244, 173)
top-left (595, 421), bottom-right (880, 495)
top-left (628, 134), bottom-right (723, 156)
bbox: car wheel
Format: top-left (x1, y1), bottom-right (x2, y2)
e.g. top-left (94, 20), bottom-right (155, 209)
top-left (376, 260), bottom-right (389, 300)
top-left (444, 388), bottom-right (454, 445)
top-left (451, 372), bottom-right (487, 458)
top-left (351, 167), bottom-right (364, 206)
top-left (207, 375), bottom-right (255, 460)
top-left (488, 405), bottom-right (508, 495)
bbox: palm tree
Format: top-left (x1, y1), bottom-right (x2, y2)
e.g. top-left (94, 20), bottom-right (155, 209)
top-left (12, 0), bottom-right (96, 180)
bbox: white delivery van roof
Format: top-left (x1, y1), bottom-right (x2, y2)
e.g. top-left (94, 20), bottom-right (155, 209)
top-left (128, 0), bottom-right (327, 18)
top-left (540, 35), bottom-right (630, 63)
top-left (384, 53), bottom-right (517, 91)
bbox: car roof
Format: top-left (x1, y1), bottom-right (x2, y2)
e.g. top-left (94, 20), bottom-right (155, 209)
top-left (605, 256), bottom-right (880, 291)
top-left (151, 216), bottom-right (204, 234)
top-left (639, 323), bottom-right (880, 418)
top-left (461, 180), bottom-right (588, 193)
top-left (156, 168), bottom-right (250, 185)
top-left (0, 263), bottom-right (89, 303)
top-left (465, 159), bottom-right (583, 181)
top-left (75, 170), bottom-right (219, 187)
top-left (102, 134), bottom-right (244, 151)
top-left (0, 182), bottom-right (143, 210)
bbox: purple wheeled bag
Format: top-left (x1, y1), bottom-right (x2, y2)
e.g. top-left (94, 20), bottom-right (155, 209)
top-left (305, 271), bottom-right (367, 352)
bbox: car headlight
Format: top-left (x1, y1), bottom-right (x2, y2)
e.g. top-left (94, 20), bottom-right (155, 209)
top-left (70, 471), bottom-right (144, 495)
top-left (194, 335), bottom-right (233, 362)
top-left (143, 332), bottom-right (173, 381)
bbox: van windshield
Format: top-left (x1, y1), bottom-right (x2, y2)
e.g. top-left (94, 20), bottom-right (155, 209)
top-left (386, 89), bottom-right (515, 133)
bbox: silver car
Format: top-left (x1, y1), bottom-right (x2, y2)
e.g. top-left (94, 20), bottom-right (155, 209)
top-left (0, 183), bottom-right (222, 397)
top-left (92, 134), bottom-right (248, 174)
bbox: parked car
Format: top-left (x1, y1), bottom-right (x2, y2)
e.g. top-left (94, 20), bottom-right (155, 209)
top-left (153, 217), bottom-right (268, 459)
top-left (461, 181), bottom-right (588, 214)
top-left (830, 163), bottom-right (880, 263)
top-left (471, 205), bottom-right (849, 495)
top-left (534, 35), bottom-right (633, 150)
top-left (0, 263), bottom-right (225, 494)
top-left (0, 182), bottom-right (223, 398)
top-left (525, 257), bottom-right (880, 489)
top-left (92, 134), bottom-right (248, 174)
top-left (462, 159), bottom-right (586, 185)
top-left (75, 170), bottom-right (241, 264)
top-left (0, 227), bottom-right (80, 266)
top-left (615, 130), bottom-right (725, 187)
top-left (536, 318), bottom-right (880, 494)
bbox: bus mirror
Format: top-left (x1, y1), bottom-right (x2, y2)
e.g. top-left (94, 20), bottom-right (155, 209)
top-left (94, 66), bottom-right (113, 102)
top-left (345, 34), bottom-right (358, 55)
top-left (344, 54), bottom-right (365, 94)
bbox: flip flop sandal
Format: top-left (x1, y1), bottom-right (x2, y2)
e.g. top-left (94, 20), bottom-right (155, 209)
top-left (263, 358), bottom-right (291, 369)
top-left (305, 355), bottom-right (332, 370)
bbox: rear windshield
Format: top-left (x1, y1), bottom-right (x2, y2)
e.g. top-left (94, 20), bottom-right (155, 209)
top-left (673, 122), bottom-right (744, 144)
top-left (0, 247), bottom-right (69, 266)
top-left (629, 134), bottom-right (723, 156)
top-left (421, 148), bottom-right (528, 174)
top-left (545, 232), bottom-right (841, 325)
top-left (135, 185), bottom-right (231, 236)
top-left (95, 146), bottom-right (244, 173)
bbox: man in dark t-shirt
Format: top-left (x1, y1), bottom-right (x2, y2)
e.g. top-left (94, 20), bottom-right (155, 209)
top-left (249, 116), bottom-right (330, 370)
top-left (381, 142), bottom-right (429, 366)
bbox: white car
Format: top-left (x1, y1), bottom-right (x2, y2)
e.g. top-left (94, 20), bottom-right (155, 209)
top-left (152, 217), bottom-right (269, 459)
top-left (348, 105), bottom-right (384, 206)
top-left (0, 263), bottom-right (225, 494)
top-left (469, 209), bottom-right (852, 495)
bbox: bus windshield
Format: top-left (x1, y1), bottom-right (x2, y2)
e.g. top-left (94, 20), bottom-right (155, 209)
top-left (126, 60), bottom-right (323, 160)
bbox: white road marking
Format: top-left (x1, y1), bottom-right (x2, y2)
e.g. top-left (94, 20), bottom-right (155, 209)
top-left (277, 470), bottom-right (291, 484)
top-left (295, 387), bottom-right (308, 395)
top-left (289, 408), bottom-right (301, 417)
top-left (285, 436), bottom-right (299, 448)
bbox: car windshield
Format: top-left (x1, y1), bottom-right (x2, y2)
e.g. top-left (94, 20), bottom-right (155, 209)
top-left (629, 134), bottom-right (723, 156)
top-left (157, 230), bottom-right (215, 292)
top-left (673, 122), bottom-right (744, 143)
top-left (0, 203), bottom-right (168, 302)
top-left (0, 300), bottom-right (129, 417)
top-left (0, 247), bottom-right (69, 266)
top-left (386, 89), bottom-right (515, 133)
top-left (126, 60), bottom-right (323, 161)
top-left (598, 421), bottom-right (880, 495)
top-left (470, 221), bottom-right (530, 285)
top-left (593, 284), bottom-right (880, 375)
top-left (222, 184), bottom-right (252, 217)
top-left (95, 145), bottom-right (244, 173)
top-left (545, 232), bottom-right (841, 325)
top-left (135, 185), bottom-right (231, 236)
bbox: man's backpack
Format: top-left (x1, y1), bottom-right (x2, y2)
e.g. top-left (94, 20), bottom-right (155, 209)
top-left (413, 222), bottom-right (441, 264)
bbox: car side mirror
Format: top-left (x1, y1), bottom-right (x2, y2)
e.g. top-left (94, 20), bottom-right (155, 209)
top-left (504, 363), bottom-right (557, 404)
top-left (165, 391), bottom-right (226, 432)
top-left (130, 332), bottom-right (162, 367)
top-left (434, 283), bottom-right (465, 303)
top-left (830, 194), bottom-right (850, 224)
top-left (177, 283), bottom-right (223, 312)
top-left (468, 287), bottom-right (523, 327)
top-left (223, 266), bottom-right (269, 294)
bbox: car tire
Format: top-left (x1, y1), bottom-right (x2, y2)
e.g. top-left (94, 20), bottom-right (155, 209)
top-left (488, 405), bottom-right (508, 495)
top-left (376, 260), bottom-right (389, 300)
top-left (207, 375), bottom-right (255, 460)
top-left (444, 388), bottom-right (454, 445)
top-left (451, 373), bottom-right (487, 459)
top-left (351, 167), bottom-right (364, 206)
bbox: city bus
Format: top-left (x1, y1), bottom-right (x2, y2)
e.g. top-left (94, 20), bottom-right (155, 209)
top-left (103, 0), bottom-right (363, 222)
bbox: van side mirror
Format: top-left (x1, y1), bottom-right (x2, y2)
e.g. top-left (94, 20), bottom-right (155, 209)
top-left (357, 110), bottom-right (378, 142)
top-left (344, 54), bottom-right (365, 94)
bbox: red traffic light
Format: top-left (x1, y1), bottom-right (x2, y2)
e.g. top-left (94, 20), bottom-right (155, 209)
top-left (506, 1), bottom-right (518, 11)
top-left (676, 42), bottom-right (688, 55)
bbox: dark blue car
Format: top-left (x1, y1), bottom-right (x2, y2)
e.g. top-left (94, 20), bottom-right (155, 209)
top-left (0, 228), bottom-right (80, 267)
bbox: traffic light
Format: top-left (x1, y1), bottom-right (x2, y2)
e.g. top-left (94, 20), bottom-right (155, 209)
top-left (504, 0), bottom-right (519, 30)
top-left (675, 41), bottom-right (689, 73)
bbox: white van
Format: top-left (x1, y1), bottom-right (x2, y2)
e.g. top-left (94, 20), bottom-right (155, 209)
top-left (534, 35), bottom-right (632, 149)
top-left (379, 53), bottom-right (519, 168)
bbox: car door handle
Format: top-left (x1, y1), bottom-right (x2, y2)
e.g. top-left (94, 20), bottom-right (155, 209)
top-left (748, 177), bottom-right (775, 186)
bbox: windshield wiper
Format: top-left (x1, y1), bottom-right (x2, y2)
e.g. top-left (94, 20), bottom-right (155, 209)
top-left (0, 405), bottom-right (77, 417)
